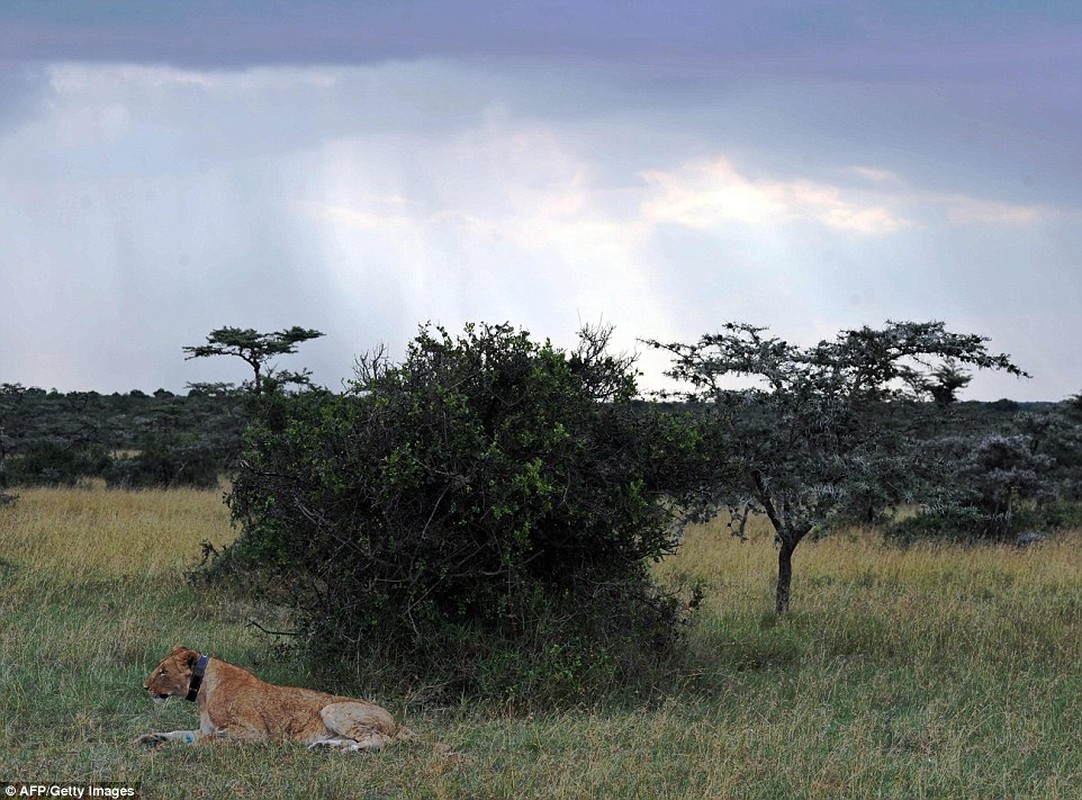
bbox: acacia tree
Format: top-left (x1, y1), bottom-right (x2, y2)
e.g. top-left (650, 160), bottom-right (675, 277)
top-left (183, 326), bottom-right (324, 394)
top-left (647, 320), bottom-right (1028, 615)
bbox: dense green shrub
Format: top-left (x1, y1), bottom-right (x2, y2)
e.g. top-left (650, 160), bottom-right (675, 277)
top-left (215, 323), bottom-right (707, 703)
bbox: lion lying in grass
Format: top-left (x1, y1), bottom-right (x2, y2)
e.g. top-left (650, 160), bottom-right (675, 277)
top-left (136, 645), bottom-right (419, 752)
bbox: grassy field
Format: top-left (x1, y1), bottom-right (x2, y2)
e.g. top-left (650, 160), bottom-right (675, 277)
top-left (1, 486), bottom-right (1080, 799)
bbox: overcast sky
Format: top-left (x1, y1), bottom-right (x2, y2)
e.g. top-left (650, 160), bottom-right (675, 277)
top-left (2, 1), bottom-right (1079, 400)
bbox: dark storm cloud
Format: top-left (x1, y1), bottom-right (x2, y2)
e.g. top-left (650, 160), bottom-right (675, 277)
top-left (2, 0), bottom-right (1078, 76)
top-left (11, 0), bottom-right (1072, 210)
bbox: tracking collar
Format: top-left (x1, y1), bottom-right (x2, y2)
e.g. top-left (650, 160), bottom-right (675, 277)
top-left (186, 654), bottom-right (210, 702)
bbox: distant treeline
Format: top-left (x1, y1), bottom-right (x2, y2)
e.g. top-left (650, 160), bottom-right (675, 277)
top-left (0, 380), bottom-right (1066, 494)
top-left (0, 384), bottom-right (246, 489)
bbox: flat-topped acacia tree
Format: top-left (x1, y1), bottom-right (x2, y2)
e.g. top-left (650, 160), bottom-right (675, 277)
top-left (184, 326), bottom-right (324, 394)
top-left (646, 320), bottom-right (1028, 615)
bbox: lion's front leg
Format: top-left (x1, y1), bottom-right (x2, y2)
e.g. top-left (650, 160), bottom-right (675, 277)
top-left (135, 729), bottom-right (203, 747)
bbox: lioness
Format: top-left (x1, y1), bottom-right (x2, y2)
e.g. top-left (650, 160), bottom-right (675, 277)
top-left (137, 645), bottom-right (418, 751)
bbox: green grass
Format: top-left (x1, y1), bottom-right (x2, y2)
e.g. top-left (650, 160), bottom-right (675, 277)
top-left (1, 487), bottom-right (1080, 798)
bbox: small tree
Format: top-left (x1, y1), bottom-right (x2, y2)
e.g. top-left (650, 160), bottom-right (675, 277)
top-left (647, 320), bottom-right (1027, 614)
top-left (920, 359), bottom-right (972, 408)
top-left (183, 326), bottom-right (324, 394)
top-left (954, 432), bottom-right (1054, 533)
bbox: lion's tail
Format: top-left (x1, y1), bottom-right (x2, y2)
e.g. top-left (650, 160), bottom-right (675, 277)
top-left (394, 725), bottom-right (422, 744)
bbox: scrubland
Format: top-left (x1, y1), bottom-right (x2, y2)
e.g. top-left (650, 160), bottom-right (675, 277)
top-left (1, 486), bottom-right (1079, 799)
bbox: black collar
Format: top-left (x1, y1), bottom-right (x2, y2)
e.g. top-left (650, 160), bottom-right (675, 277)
top-left (186, 654), bottom-right (210, 702)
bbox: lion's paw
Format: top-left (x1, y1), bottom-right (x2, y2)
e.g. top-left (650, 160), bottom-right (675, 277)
top-left (135, 733), bottom-right (169, 747)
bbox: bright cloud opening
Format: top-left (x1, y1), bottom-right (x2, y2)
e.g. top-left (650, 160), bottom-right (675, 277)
top-left (640, 157), bottom-right (912, 235)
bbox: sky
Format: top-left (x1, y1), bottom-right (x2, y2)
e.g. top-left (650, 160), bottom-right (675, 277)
top-left (1, 1), bottom-right (1080, 401)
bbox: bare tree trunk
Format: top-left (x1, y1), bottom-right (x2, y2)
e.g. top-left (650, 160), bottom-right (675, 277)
top-left (775, 536), bottom-right (797, 616)
top-left (774, 532), bottom-right (809, 619)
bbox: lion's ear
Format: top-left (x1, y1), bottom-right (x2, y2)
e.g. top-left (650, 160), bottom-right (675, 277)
top-left (169, 644), bottom-right (197, 667)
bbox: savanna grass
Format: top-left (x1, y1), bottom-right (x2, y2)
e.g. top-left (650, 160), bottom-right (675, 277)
top-left (1, 486), bottom-right (1079, 798)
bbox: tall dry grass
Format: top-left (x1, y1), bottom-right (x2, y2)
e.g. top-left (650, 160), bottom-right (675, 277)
top-left (0, 484), bottom-right (231, 579)
top-left (661, 517), bottom-right (1082, 674)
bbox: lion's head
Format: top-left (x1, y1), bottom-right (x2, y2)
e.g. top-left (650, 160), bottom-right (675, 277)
top-left (143, 645), bottom-right (199, 703)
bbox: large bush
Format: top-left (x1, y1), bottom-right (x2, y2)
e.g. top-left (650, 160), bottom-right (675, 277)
top-left (217, 323), bottom-right (705, 703)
